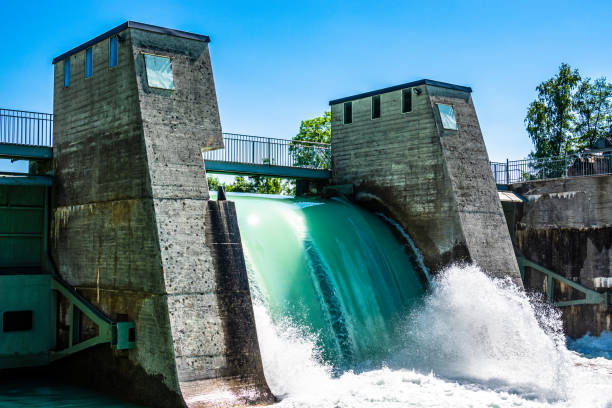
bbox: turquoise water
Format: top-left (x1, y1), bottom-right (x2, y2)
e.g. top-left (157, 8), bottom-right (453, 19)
top-left (0, 378), bottom-right (142, 407)
top-left (229, 193), bottom-right (426, 368)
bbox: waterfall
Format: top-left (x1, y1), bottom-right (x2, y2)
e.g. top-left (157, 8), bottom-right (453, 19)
top-left (229, 192), bottom-right (612, 408)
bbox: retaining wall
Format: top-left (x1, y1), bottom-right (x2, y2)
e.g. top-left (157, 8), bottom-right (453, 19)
top-left (510, 175), bottom-right (612, 337)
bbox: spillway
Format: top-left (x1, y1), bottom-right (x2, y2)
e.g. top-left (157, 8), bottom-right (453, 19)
top-left (229, 193), bottom-right (427, 369)
top-left (228, 192), bottom-right (612, 408)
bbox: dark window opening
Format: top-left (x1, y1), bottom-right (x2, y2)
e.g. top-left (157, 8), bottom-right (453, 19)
top-left (64, 59), bottom-right (70, 87)
top-left (371, 95), bottom-right (381, 119)
top-left (85, 48), bottom-right (93, 78)
top-left (402, 88), bottom-right (412, 113)
top-left (343, 102), bottom-right (352, 124)
top-left (116, 313), bottom-right (129, 322)
top-left (3, 310), bottom-right (33, 332)
top-left (128, 327), bottom-right (136, 343)
top-left (109, 36), bottom-right (118, 68)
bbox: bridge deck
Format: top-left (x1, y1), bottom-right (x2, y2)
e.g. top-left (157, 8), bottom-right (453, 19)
top-left (0, 143), bottom-right (53, 160)
top-left (204, 160), bottom-right (331, 179)
top-left (202, 132), bottom-right (331, 180)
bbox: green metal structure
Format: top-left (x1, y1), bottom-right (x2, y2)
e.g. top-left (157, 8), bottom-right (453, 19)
top-left (518, 256), bottom-right (611, 307)
top-left (0, 148), bottom-right (134, 370)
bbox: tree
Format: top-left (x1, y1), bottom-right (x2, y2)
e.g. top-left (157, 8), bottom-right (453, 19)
top-left (212, 175), bottom-right (293, 195)
top-left (525, 63), bottom-right (582, 158)
top-left (207, 176), bottom-right (219, 192)
top-left (573, 77), bottom-right (612, 150)
top-left (248, 176), bottom-right (283, 195)
top-left (224, 176), bottom-right (254, 193)
top-left (290, 111), bottom-right (331, 168)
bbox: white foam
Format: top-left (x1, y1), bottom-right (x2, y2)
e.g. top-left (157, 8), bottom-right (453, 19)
top-left (254, 265), bottom-right (612, 407)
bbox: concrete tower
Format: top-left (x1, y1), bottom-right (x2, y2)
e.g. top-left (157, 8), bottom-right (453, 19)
top-left (330, 80), bottom-right (521, 283)
top-left (51, 21), bottom-right (273, 407)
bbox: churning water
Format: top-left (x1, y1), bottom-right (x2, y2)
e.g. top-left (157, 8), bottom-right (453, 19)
top-left (230, 193), bottom-right (612, 408)
top-left (233, 193), bottom-right (426, 369)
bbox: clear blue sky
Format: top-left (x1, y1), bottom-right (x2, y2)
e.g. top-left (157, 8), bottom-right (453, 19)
top-left (1, 0), bottom-right (611, 165)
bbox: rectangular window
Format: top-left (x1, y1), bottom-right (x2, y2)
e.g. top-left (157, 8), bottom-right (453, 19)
top-left (3, 310), bottom-right (33, 332)
top-left (64, 58), bottom-right (70, 87)
top-left (401, 89), bottom-right (412, 113)
top-left (343, 101), bottom-right (352, 124)
top-left (371, 95), bottom-right (381, 119)
top-left (144, 54), bottom-right (175, 90)
top-left (85, 47), bottom-right (93, 78)
top-left (437, 104), bottom-right (458, 130)
top-left (109, 36), bottom-right (118, 68)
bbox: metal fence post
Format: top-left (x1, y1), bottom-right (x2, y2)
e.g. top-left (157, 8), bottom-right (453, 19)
top-left (505, 159), bottom-right (510, 184)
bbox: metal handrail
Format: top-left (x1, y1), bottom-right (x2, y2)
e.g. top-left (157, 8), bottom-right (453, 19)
top-left (222, 132), bottom-right (330, 147)
top-left (0, 109), bottom-right (332, 170)
top-left (491, 153), bottom-right (612, 185)
top-left (0, 108), bottom-right (54, 147)
top-left (203, 133), bottom-right (331, 170)
top-left (5, 107), bottom-right (610, 183)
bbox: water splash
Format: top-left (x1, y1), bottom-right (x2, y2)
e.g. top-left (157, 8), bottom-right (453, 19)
top-left (395, 264), bottom-right (570, 401)
top-left (254, 265), bottom-right (612, 407)
top-left (229, 193), bottom-right (612, 407)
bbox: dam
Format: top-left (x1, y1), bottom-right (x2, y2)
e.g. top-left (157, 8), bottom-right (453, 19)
top-left (0, 20), bottom-right (611, 408)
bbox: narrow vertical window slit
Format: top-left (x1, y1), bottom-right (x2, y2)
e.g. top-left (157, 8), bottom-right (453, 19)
top-left (344, 102), bottom-right (352, 124)
top-left (372, 95), bottom-right (381, 119)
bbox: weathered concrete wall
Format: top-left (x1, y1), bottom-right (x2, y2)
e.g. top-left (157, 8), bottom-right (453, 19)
top-left (510, 175), bottom-right (612, 337)
top-left (52, 23), bottom-right (271, 407)
top-left (331, 82), bottom-right (520, 283)
top-left (180, 200), bottom-right (273, 407)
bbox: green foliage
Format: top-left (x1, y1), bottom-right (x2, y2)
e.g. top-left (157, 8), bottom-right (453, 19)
top-left (225, 176), bottom-right (255, 193)
top-left (526, 63), bottom-right (612, 158)
top-left (209, 175), bottom-right (294, 195)
top-left (290, 111), bottom-right (331, 168)
top-left (573, 77), bottom-right (612, 150)
top-left (294, 111), bottom-right (331, 144)
top-left (526, 63), bottom-right (581, 158)
top-left (207, 176), bottom-right (219, 192)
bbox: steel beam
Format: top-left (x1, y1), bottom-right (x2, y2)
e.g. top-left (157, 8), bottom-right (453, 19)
top-left (0, 144), bottom-right (53, 160)
top-left (0, 174), bottom-right (53, 186)
top-left (205, 160), bottom-right (331, 180)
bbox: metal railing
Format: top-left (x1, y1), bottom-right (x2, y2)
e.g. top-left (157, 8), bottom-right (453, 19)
top-left (3, 107), bottom-right (611, 183)
top-left (203, 133), bottom-right (331, 170)
top-left (0, 109), bottom-right (53, 147)
top-left (491, 153), bottom-right (612, 185)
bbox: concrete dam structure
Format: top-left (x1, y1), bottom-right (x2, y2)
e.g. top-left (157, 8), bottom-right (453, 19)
top-left (329, 81), bottom-right (521, 283)
top-left (6, 20), bottom-right (610, 408)
top-left (503, 176), bottom-right (612, 338)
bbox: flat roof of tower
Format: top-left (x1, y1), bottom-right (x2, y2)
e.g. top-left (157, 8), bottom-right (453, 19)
top-left (52, 21), bottom-right (210, 64)
top-left (328, 79), bottom-right (472, 105)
